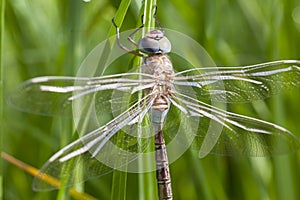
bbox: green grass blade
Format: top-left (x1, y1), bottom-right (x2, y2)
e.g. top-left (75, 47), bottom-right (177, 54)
top-left (0, 0), bottom-right (5, 198)
top-left (111, 131), bottom-right (129, 200)
top-left (108, 0), bottom-right (132, 37)
top-left (273, 95), bottom-right (296, 200)
top-left (137, 1), bottom-right (157, 200)
top-left (56, 1), bottom-right (85, 199)
top-left (109, 2), bottom-right (132, 200)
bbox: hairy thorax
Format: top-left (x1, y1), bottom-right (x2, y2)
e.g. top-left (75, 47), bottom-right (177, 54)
top-left (142, 54), bottom-right (174, 111)
top-left (142, 54), bottom-right (173, 75)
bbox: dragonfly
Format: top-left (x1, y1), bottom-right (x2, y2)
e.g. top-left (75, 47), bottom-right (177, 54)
top-left (9, 16), bottom-right (300, 200)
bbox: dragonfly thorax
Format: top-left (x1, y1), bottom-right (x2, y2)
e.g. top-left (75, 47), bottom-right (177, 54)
top-left (143, 54), bottom-right (173, 74)
top-left (142, 53), bottom-right (174, 107)
top-left (139, 29), bottom-right (171, 54)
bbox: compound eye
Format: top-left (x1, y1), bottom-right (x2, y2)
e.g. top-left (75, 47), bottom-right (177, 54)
top-left (139, 37), bottom-right (160, 54)
top-left (158, 37), bottom-right (171, 53)
top-left (138, 30), bottom-right (171, 54)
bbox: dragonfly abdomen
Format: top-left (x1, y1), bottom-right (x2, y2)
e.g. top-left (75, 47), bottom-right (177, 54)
top-left (150, 95), bottom-right (173, 199)
top-left (155, 130), bottom-right (173, 200)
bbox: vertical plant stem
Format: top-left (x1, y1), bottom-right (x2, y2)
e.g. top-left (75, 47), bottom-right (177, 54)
top-left (138, 1), bottom-right (157, 200)
top-left (57, 1), bottom-right (83, 199)
top-left (111, 132), bottom-right (129, 200)
top-left (0, 0), bottom-right (5, 198)
top-left (110, 2), bottom-right (132, 200)
top-left (95, 0), bottom-right (131, 77)
top-left (273, 95), bottom-right (295, 200)
top-left (142, 0), bottom-right (157, 31)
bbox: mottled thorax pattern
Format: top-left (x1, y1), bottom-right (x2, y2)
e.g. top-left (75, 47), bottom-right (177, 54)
top-left (142, 54), bottom-right (173, 76)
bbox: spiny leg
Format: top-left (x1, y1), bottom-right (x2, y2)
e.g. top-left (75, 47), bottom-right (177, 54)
top-left (112, 17), bottom-right (143, 57)
top-left (127, 15), bottom-right (145, 47)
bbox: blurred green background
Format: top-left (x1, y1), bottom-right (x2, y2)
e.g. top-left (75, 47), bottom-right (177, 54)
top-left (2, 0), bottom-right (300, 199)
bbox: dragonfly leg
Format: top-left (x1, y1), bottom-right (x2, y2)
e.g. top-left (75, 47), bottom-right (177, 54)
top-left (127, 15), bottom-right (144, 47)
top-left (112, 17), bottom-right (143, 57)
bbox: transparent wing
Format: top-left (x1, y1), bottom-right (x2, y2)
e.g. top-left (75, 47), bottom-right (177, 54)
top-left (33, 92), bottom-right (155, 190)
top-left (174, 60), bottom-right (300, 102)
top-left (170, 91), bottom-right (300, 157)
top-left (8, 73), bottom-right (154, 116)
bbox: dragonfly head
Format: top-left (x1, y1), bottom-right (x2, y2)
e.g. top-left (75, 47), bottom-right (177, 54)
top-left (139, 29), bottom-right (171, 55)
